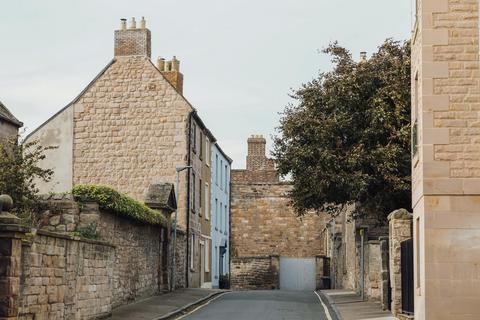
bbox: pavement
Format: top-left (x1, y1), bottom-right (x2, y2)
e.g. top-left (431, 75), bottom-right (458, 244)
top-left (182, 290), bottom-right (330, 320)
top-left (320, 290), bottom-right (397, 320)
top-left (109, 289), bottom-right (224, 320)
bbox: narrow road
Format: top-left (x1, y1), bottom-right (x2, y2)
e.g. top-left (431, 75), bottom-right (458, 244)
top-left (181, 290), bottom-right (330, 320)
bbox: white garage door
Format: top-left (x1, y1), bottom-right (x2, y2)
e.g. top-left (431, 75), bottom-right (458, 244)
top-left (279, 257), bottom-right (316, 291)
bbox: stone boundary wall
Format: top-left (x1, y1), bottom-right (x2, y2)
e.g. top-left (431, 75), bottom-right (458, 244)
top-left (0, 196), bottom-right (172, 320)
top-left (18, 231), bottom-right (115, 319)
top-left (230, 256), bottom-right (279, 290)
top-left (173, 230), bottom-right (187, 289)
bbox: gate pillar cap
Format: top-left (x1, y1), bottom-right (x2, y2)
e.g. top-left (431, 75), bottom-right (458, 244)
top-left (387, 208), bottom-right (412, 221)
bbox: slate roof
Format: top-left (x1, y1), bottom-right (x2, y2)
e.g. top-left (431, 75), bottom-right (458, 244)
top-left (144, 183), bottom-right (177, 212)
top-left (0, 101), bottom-right (23, 127)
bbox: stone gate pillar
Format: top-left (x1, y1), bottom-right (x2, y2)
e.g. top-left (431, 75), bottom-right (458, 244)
top-left (0, 195), bottom-right (27, 320)
top-left (388, 209), bottom-right (412, 316)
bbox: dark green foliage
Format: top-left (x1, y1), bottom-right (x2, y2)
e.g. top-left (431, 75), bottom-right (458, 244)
top-left (273, 39), bottom-right (411, 220)
top-left (72, 184), bottom-right (168, 227)
top-left (0, 135), bottom-right (56, 222)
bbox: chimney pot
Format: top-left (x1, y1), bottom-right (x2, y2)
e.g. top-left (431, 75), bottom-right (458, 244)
top-left (130, 17), bottom-right (136, 29)
top-left (120, 18), bottom-right (127, 30)
top-left (140, 17), bottom-right (146, 29)
top-left (171, 56), bottom-right (180, 72)
top-left (157, 57), bottom-right (166, 71)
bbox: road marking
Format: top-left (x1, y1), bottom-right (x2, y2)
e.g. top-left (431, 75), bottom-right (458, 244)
top-left (314, 291), bottom-right (333, 320)
top-left (175, 292), bottom-right (229, 319)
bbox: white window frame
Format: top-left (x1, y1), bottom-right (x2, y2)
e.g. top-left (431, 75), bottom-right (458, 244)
top-left (215, 199), bottom-right (218, 230)
top-left (219, 201), bottom-right (223, 232)
top-left (190, 234), bottom-right (195, 270)
top-left (205, 138), bottom-right (210, 166)
top-left (205, 240), bottom-right (210, 272)
top-left (215, 155), bottom-right (219, 185)
top-left (224, 204), bottom-right (228, 233)
top-left (205, 183), bottom-right (210, 220)
top-left (220, 160), bottom-right (223, 190)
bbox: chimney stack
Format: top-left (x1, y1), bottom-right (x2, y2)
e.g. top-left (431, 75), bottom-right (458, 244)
top-left (157, 56), bottom-right (184, 95)
top-left (114, 17), bottom-right (151, 58)
top-left (247, 135), bottom-right (270, 171)
top-left (360, 51), bottom-right (367, 63)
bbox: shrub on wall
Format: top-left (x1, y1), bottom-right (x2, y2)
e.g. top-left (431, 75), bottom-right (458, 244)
top-left (72, 184), bottom-right (168, 227)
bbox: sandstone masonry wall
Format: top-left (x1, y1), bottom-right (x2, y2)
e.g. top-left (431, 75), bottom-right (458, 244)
top-left (71, 56), bottom-right (192, 230)
top-left (231, 180), bottom-right (327, 258)
top-left (18, 232), bottom-right (115, 320)
top-left (2, 196), bottom-right (171, 320)
top-left (230, 256), bottom-right (279, 290)
top-left (388, 209), bottom-right (412, 316)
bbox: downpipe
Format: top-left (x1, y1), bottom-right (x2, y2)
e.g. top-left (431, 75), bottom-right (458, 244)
top-left (360, 228), bottom-right (365, 301)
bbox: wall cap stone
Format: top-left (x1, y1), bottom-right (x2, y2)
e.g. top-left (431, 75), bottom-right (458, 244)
top-left (387, 209), bottom-right (412, 221)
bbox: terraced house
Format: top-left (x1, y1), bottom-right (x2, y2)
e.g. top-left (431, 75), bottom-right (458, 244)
top-left (26, 17), bottom-right (228, 289)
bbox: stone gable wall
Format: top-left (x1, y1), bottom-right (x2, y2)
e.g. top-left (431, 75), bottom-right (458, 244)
top-left (71, 56), bottom-right (192, 230)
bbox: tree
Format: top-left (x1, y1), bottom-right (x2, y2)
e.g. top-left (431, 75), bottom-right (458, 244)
top-left (273, 39), bottom-right (411, 221)
top-left (0, 135), bottom-right (55, 221)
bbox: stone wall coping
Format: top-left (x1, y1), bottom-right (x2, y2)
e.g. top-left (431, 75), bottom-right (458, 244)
top-left (28, 229), bottom-right (116, 248)
top-left (387, 209), bottom-right (413, 221)
top-left (0, 223), bottom-right (29, 236)
top-left (232, 256), bottom-right (274, 260)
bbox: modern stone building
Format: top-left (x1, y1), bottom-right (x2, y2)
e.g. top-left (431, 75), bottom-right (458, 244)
top-left (412, 1), bottom-right (480, 318)
top-left (211, 143), bottom-right (232, 288)
top-left (0, 100), bottom-right (23, 138)
top-left (230, 135), bottom-right (329, 290)
top-left (25, 17), bottom-right (224, 288)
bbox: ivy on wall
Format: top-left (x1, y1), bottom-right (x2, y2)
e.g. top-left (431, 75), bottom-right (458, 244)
top-left (72, 184), bottom-right (168, 227)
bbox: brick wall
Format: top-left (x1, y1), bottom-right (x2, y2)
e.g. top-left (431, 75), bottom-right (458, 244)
top-left (230, 256), bottom-right (279, 290)
top-left (114, 19), bottom-right (151, 58)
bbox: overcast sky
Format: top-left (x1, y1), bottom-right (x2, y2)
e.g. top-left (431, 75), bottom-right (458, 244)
top-left (0, 0), bottom-right (412, 168)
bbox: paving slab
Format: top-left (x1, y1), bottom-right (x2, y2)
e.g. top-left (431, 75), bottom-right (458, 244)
top-left (321, 290), bottom-right (397, 320)
top-left (110, 289), bottom-right (223, 320)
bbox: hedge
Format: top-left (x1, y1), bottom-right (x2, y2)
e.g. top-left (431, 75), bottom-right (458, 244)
top-left (72, 184), bottom-right (168, 227)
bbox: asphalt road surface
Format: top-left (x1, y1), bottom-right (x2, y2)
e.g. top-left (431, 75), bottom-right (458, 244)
top-left (181, 290), bottom-right (330, 320)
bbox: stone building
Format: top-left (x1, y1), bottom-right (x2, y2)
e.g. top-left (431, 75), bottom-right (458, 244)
top-left (324, 207), bottom-right (389, 303)
top-left (25, 17), bottom-right (224, 288)
top-left (230, 135), bottom-right (329, 290)
top-left (411, 1), bottom-right (480, 319)
top-left (211, 143), bottom-right (232, 288)
top-left (0, 100), bottom-right (23, 138)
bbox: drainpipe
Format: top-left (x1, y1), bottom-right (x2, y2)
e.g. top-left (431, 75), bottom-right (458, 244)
top-left (359, 227), bottom-right (366, 301)
top-left (328, 218), bottom-right (335, 289)
top-left (185, 112), bottom-right (193, 288)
